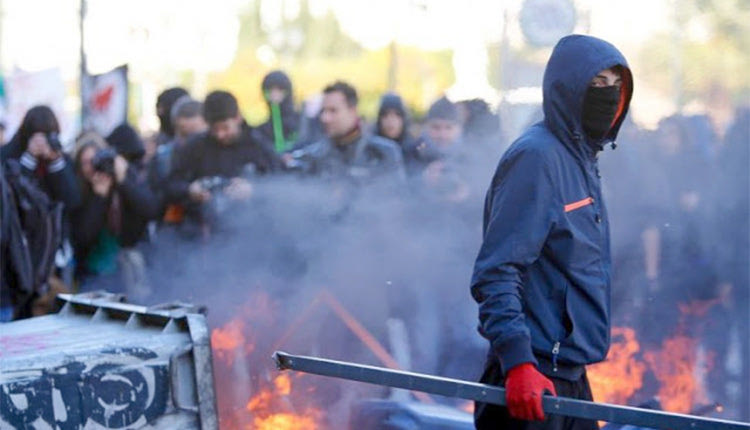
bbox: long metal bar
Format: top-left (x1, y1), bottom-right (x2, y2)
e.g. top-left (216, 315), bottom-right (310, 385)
top-left (273, 351), bottom-right (750, 430)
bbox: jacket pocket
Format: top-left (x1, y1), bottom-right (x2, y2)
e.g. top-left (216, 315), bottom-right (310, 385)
top-left (564, 197), bottom-right (594, 213)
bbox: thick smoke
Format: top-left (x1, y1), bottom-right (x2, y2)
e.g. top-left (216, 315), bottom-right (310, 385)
top-left (141, 108), bottom-right (748, 423)
top-left (143, 136), bottom-right (505, 423)
top-left (598, 111), bottom-right (749, 420)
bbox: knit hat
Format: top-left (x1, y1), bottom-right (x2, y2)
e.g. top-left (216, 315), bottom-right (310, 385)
top-left (106, 123), bottom-right (145, 162)
top-left (426, 96), bottom-right (459, 122)
top-left (204, 91), bottom-right (239, 124)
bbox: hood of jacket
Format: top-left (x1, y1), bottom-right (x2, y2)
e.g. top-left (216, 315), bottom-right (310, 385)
top-left (542, 34), bottom-right (633, 160)
top-left (261, 70), bottom-right (299, 138)
top-left (376, 92), bottom-right (411, 145)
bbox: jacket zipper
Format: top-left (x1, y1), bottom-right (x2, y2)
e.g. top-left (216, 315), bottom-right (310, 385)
top-left (552, 341), bottom-right (560, 373)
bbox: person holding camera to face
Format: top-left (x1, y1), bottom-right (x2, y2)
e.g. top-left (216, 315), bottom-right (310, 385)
top-left (0, 106), bottom-right (82, 318)
top-left (0, 105), bottom-right (81, 209)
top-left (71, 128), bottom-right (159, 297)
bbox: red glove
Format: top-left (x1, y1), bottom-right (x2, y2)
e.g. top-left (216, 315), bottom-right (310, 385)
top-left (505, 363), bottom-right (557, 421)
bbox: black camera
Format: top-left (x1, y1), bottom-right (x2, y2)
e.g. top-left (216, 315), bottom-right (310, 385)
top-left (198, 176), bottom-right (230, 193)
top-left (46, 132), bottom-right (63, 152)
top-left (92, 148), bottom-right (117, 176)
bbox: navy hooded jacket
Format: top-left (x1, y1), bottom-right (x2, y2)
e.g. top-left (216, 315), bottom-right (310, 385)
top-left (470, 35), bottom-right (633, 380)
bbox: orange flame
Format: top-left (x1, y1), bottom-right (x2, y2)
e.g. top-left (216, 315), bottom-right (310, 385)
top-left (588, 327), bottom-right (647, 405)
top-left (638, 298), bottom-right (718, 414)
top-left (246, 390), bottom-right (274, 413)
top-left (211, 318), bottom-right (247, 366)
top-left (211, 291), bottom-right (327, 429)
top-left (274, 374), bottom-right (292, 396)
top-left (252, 413), bottom-right (319, 430)
top-left (643, 335), bottom-right (709, 413)
top-left (246, 373), bottom-right (322, 430)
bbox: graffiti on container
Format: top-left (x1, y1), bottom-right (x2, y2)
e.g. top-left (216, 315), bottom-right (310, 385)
top-left (0, 347), bottom-right (169, 429)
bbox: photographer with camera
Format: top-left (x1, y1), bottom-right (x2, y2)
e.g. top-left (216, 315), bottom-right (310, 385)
top-left (1, 106), bottom-right (82, 317)
top-left (166, 90), bottom-right (280, 236)
top-left (0, 105), bottom-right (81, 209)
top-left (71, 131), bottom-right (159, 297)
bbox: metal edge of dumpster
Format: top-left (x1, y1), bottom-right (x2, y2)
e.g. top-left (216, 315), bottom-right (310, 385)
top-left (54, 292), bottom-right (219, 430)
top-left (187, 313), bottom-right (219, 430)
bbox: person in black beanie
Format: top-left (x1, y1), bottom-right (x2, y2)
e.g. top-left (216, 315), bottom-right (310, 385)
top-left (401, 96), bottom-right (463, 176)
top-left (424, 96), bottom-right (463, 149)
top-left (252, 70), bottom-right (300, 153)
top-left (107, 123), bottom-right (146, 166)
top-left (166, 90), bottom-right (281, 234)
top-left (457, 98), bottom-right (500, 146)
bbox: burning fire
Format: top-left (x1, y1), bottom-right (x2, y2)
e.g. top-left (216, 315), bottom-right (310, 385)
top-left (587, 321), bottom-right (717, 416)
top-left (275, 373), bottom-right (292, 395)
top-left (588, 327), bottom-right (647, 405)
top-left (252, 414), bottom-right (319, 430)
top-left (211, 318), bottom-right (251, 366)
top-left (210, 291), bottom-right (325, 430)
top-left (211, 290), bottom-right (724, 428)
top-left (247, 374), bottom-right (322, 430)
top-left (643, 335), bottom-right (713, 413)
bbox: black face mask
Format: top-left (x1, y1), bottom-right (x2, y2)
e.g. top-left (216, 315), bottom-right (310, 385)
top-left (582, 86), bottom-right (620, 140)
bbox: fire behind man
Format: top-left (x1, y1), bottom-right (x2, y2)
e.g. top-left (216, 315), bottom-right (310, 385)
top-left (470, 35), bottom-right (633, 429)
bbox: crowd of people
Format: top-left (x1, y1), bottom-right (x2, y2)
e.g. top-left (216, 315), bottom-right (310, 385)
top-left (599, 106), bottom-right (749, 411)
top-left (0, 71), bottom-right (501, 321)
top-left (0, 67), bottom-right (747, 418)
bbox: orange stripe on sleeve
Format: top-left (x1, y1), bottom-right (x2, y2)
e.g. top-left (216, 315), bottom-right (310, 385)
top-left (564, 197), bottom-right (594, 213)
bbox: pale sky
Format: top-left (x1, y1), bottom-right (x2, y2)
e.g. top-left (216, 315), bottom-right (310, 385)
top-left (1, 0), bottom-right (673, 75)
top-left (0, 0), bottom-right (682, 130)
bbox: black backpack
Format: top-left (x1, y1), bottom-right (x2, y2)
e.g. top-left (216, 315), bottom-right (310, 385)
top-left (1, 160), bottom-right (63, 317)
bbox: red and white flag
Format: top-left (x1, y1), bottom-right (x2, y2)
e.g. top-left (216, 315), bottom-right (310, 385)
top-left (83, 65), bottom-right (128, 137)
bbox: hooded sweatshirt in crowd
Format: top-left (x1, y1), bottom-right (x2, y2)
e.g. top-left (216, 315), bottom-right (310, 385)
top-left (155, 87), bottom-right (189, 146)
top-left (375, 92), bottom-right (414, 147)
top-left (252, 71), bottom-right (300, 153)
top-left (1, 130), bottom-right (80, 210)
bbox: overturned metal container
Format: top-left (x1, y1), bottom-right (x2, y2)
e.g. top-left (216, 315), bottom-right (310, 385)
top-left (0, 292), bottom-right (218, 430)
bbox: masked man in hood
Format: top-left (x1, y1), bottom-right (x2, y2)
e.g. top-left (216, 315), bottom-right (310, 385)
top-left (471, 35), bottom-right (633, 429)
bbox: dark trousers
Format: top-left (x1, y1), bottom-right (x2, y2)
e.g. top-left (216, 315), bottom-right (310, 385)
top-left (474, 361), bottom-right (598, 430)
